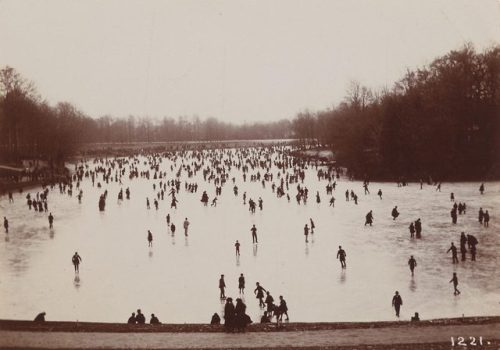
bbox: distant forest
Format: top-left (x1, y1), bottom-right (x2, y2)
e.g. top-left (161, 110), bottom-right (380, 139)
top-left (1, 45), bottom-right (499, 180)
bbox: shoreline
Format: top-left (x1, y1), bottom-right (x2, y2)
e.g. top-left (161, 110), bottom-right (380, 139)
top-left (1, 315), bottom-right (499, 333)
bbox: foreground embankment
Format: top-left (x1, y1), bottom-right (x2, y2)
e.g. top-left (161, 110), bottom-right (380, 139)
top-left (1, 317), bottom-right (499, 349)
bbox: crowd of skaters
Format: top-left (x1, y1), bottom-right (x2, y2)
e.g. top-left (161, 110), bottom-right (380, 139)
top-left (1, 146), bottom-right (496, 326)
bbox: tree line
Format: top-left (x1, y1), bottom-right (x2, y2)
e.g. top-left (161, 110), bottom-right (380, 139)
top-left (1, 44), bottom-right (499, 179)
top-left (0, 66), bottom-right (292, 163)
top-left (291, 45), bottom-right (500, 180)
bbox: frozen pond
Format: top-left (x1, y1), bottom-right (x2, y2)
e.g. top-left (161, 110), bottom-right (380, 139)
top-left (0, 150), bottom-right (499, 324)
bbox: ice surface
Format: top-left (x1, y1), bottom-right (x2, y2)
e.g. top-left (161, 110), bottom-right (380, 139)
top-left (0, 152), bottom-right (499, 324)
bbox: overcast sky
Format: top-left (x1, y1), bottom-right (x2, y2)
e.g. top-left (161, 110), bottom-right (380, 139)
top-left (1, 0), bottom-right (499, 123)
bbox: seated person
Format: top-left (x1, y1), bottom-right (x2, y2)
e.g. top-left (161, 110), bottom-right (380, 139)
top-left (260, 311), bottom-right (271, 324)
top-left (127, 312), bottom-right (136, 324)
top-left (411, 312), bottom-right (420, 322)
top-left (150, 314), bottom-right (161, 325)
top-left (34, 312), bottom-right (46, 323)
top-left (210, 313), bottom-right (221, 325)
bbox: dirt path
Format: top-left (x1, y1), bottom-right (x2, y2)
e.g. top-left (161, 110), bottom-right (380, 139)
top-left (1, 322), bottom-right (499, 349)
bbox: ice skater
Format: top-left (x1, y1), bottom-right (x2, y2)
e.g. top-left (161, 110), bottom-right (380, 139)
top-left (392, 291), bottom-right (403, 317)
top-left (4, 217), bottom-right (8, 233)
top-left (309, 218), bottom-right (315, 233)
top-left (449, 272), bottom-right (461, 295)
top-left (254, 282), bottom-right (267, 308)
top-left (365, 210), bottom-right (374, 226)
top-left (238, 273), bottom-right (245, 294)
top-left (72, 252), bottom-right (82, 273)
top-left (251, 224), bottom-right (258, 243)
top-left (304, 224), bottom-right (309, 243)
top-left (408, 256), bottom-right (417, 276)
top-left (391, 206), bottom-right (399, 220)
top-left (48, 213), bottom-right (54, 228)
top-left (147, 230), bottom-right (153, 247)
top-left (278, 295), bottom-right (289, 321)
top-left (337, 245), bottom-right (346, 268)
top-left (183, 218), bottom-right (190, 236)
top-left (219, 274), bottom-right (226, 299)
top-left (447, 242), bottom-right (459, 264)
top-left (235, 240), bottom-right (240, 256)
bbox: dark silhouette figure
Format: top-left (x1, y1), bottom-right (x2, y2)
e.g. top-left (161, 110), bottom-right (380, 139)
top-left (278, 295), bottom-right (289, 321)
top-left (408, 256), bottom-right (417, 276)
top-left (483, 210), bottom-right (490, 227)
top-left (337, 245), bottom-right (346, 268)
top-left (415, 219), bottom-right (422, 238)
top-left (392, 291), bottom-right (403, 317)
top-left (34, 312), bottom-right (46, 322)
top-left (251, 224), bottom-right (258, 243)
top-left (72, 252), bottom-right (82, 273)
top-left (447, 243), bottom-right (459, 264)
top-left (127, 312), bottom-right (136, 324)
top-left (136, 309), bottom-right (146, 324)
top-left (210, 313), bottom-right (221, 325)
top-left (224, 298), bottom-right (235, 332)
top-left (409, 222), bottom-right (415, 238)
top-left (365, 210), bottom-right (374, 226)
top-left (449, 273), bottom-right (461, 295)
top-left (260, 311), bottom-right (271, 323)
top-left (460, 232), bottom-right (467, 261)
top-left (391, 206), bottom-right (399, 220)
top-left (254, 282), bottom-right (267, 308)
top-left (238, 273), bottom-right (245, 294)
top-left (235, 240), bottom-right (240, 256)
top-left (219, 275), bottom-right (226, 299)
top-left (3, 217), bottom-right (8, 233)
top-left (411, 312), bottom-right (420, 322)
top-left (48, 213), bottom-right (54, 228)
top-left (147, 230), bottom-right (153, 247)
top-left (150, 314), bottom-right (161, 324)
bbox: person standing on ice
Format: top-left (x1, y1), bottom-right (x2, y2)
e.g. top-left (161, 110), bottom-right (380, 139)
top-left (251, 224), bottom-right (258, 243)
top-left (408, 256), bottom-right (417, 276)
top-left (72, 252), bottom-right (82, 273)
top-left (310, 218), bottom-right (315, 233)
top-left (415, 219), bottom-right (422, 238)
top-left (219, 274), bottom-right (226, 299)
top-left (377, 189), bottom-right (382, 199)
top-left (478, 208), bottom-right (484, 224)
top-left (235, 240), bottom-right (240, 256)
top-left (183, 218), bottom-right (190, 236)
top-left (479, 183), bottom-right (485, 194)
top-left (254, 282), bottom-right (267, 308)
top-left (409, 222), bottom-right (415, 238)
top-left (391, 206), bottom-right (399, 220)
top-left (4, 217), bottom-right (9, 233)
top-left (449, 272), bottom-right (461, 295)
top-left (447, 242), bottom-right (459, 264)
top-left (278, 295), bottom-right (289, 321)
top-left (365, 210), bottom-right (374, 226)
top-left (460, 232), bottom-right (467, 261)
top-left (392, 291), bottom-right (403, 317)
top-left (147, 230), bottom-right (153, 247)
top-left (238, 273), bottom-right (245, 294)
top-left (337, 246), bottom-right (346, 268)
top-left (48, 213), bottom-right (54, 228)
top-left (304, 224), bottom-right (309, 243)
